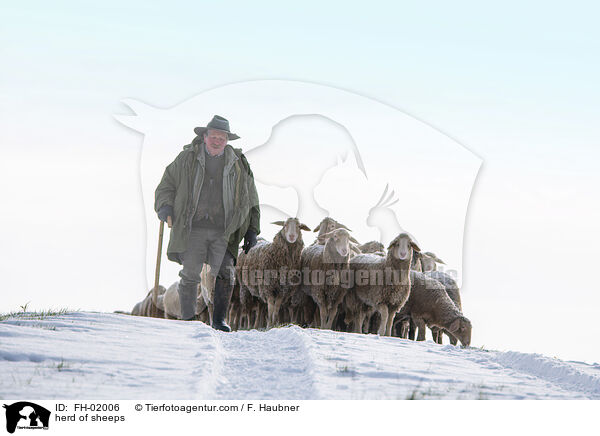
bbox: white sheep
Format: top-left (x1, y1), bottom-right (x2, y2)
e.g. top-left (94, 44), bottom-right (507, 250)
top-left (300, 228), bottom-right (359, 329)
top-left (236, 218), bottom-right (311, 328)
top-left (348, 232), bottom-right (420, 336)
top-left (131, 286), bottom-right (166, 318)
top-left (358, 240), bottom-right (385, 255)
top-left (311, 217), bottom-right (351, 244)
top-left (425, 270), bottom-right (462, 345)
top-left (396, 270), bottom-right (471, 346)
top-left (420, 251), bottom-right (445, 272)
top-left (161, 281), bottom-right (208, 321)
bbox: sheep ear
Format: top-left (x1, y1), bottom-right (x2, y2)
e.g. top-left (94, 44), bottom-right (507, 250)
top-left (349, 236), bottom-right (360, 245)
top-left (338, 223), bottom-right (352, 231)
top-left (350, 244), bottom-right (361, 254)
top-left (449, 318), bottom-right (461, 333)
top-left (313, 222), bottom-right (321, 232)
top-left (299, 223), bottom-right (311, 232)
top-left (435, 256), bottom-right (445, 264)
top-left (271, 221), bottom-right (286, 226)
top-left (317, 230), bottom-right (334, 241)
top-left (410, 241), bottom-right (421, 252)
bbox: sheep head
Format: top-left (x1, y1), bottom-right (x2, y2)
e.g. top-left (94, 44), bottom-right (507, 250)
top-left (411, 250), bottom-right (423, 271)
top-left (313, 217), bottom-right (351, 237)
top-left (388, 232), bottom-right (421, 261)
top-left (421, 251), bottom-right (445, 272)
top-left (271, 218), bottom-right (311, 244)
top-left (317, 228), bottom-right (359, 260)
top-left (449, 316), bottom-right (472, 347)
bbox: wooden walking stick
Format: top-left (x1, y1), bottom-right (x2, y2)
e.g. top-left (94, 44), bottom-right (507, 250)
top-left (151, 220), bottom-right (165, 318)
top-left (152, 217), bottom-right (171, 317)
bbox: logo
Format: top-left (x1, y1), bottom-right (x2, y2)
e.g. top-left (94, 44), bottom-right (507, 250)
top-left (3, 402), bottom-right (50, 434)
top-left (115, 80), bottom-right (481, 289)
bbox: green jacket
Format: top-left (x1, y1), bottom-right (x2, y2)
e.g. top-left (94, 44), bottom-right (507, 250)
top-left (154, 137), bottom-right (260, 264)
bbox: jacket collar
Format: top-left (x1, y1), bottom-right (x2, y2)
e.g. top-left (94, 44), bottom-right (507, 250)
top-left (194, 142), bottom-right (238, 171)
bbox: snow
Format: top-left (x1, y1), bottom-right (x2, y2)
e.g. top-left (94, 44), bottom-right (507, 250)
top-left (1, 312), bottom-right (598, 400)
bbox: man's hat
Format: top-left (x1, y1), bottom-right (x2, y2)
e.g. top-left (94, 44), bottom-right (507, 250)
top-left (194, 115), bottom-right (240, 140)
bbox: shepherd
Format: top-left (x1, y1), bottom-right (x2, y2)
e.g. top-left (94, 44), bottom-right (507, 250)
top-left (154, 115), bottom-right (260, 331)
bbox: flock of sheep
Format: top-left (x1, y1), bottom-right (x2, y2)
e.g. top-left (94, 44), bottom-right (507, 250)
top-left (131, 217), bottom-right (472, 347)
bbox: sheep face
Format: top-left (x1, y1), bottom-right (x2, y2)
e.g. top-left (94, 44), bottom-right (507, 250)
top-left (449, 316), bottom-right (472, 347)
top-left (324, 219), bottom-right (337, 234)
top-left (272, 218), bottom-right (311, 244)
top-left (388, 233), bottom-right (420, 261)
top-left (420, 254), bottom-right (436, 272)
top-left (421, 252), bottom-right (445, 272)
top-left (318, 228), bottom-right (359, 259)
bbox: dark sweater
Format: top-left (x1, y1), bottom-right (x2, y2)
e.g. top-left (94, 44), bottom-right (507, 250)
top-left (193, 147), bottom-right (226, 229)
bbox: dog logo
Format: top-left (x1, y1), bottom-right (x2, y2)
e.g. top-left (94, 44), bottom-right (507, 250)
top-left (3, 402), bottom-right (50, 434)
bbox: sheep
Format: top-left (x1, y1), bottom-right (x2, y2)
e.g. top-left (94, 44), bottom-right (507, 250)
top-left (199, 265), bottom-right (215, 325)
top-left (425, 270), bottom-right (462, 345)
top-left (287, 284), bottom-right (317, 327)
top-left (236, 279), bottom-right (267, 329)
top-left (131, 286), bottom-right (166, 318)
top-left (348, 232), bottom-right (420, 336)
top-left (228, 269), bottom-right (241, 330)
top-left (411, 250), bottom-right (423, 271)
top-left (396, 270), bottom-right (471, 346)
top-left (358, 240), bottom-right (386, 255)
top-left (161, 281), bottom-right (208, 321)
top-left (236, 218), bottom-right (311, 328)
top-left (420, 251), bottom-right (445, 272)
top-left (311, 217), bottom-right (351, 244)
top-left (232, 239), bottom-right (267, 330)
top-left (342, 288), bottom-right (375, 333)
top-left (398, 250), bottom-right (424, 338)
top-left (300, 228), bottom-right (359, 329)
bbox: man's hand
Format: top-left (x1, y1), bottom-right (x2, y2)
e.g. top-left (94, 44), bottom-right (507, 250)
top-left (158, 205), bottom-right (174, 228)
top-left (242, 229), bottom-right (257, 254)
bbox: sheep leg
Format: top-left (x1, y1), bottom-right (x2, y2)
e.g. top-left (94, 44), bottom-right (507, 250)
top-left (303, 302), bottom-right (314, 328)
top-left (312, 306), bottom-right (320, 328)
top-left (228, 306), bottom-right (237, 331)
top-left (318, 304), bottom-right (328, 329)
top-left (384, 309), bottom-right (396, 337)
top-left (362, 314), bottom-right (371, 334)
top-left (325, 307), bottom-right (339, 330)
top-left (207, 302), bottom-right (214, 326)
top-left (354, 311), bottom-right (366, 333)
top-left (266, 297), bottom-right (276, 328)
top-left (260, 303), bottom-right (268, 329)
top-left (253, 304), bottom-right (262, 330)
top-left (400, 319), bottom-right (410, 338)
top-left (431, 327), bottom-right (440, 343)
top-left (446, 330), bottom-right (458, 346)
top-left (435, 328), bottom-right (443, 344)
top-left (408, 318), bottom-right (416, 340)
top-left (273, 298), bottom-right (283, 327)
top-left (377, 306), bottom-right (389, 336)
top-left (414, 318), bottom-right (427, 341)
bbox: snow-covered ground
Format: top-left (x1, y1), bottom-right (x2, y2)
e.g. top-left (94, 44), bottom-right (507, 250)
top-left (1, 312), bottom-right (599, 400)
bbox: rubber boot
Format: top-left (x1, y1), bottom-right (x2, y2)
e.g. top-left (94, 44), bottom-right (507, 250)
top-left (178, 280), bottom-right (198, 321)
top-left (212, 277), bottom-right (233, 332)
